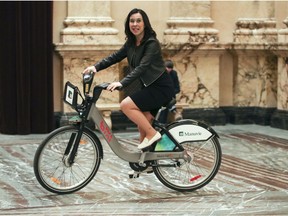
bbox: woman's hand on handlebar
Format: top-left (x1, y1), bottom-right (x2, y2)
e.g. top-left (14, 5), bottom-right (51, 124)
top-left (82, 66), bottom-right (96, 74)
top-left (107, 82), bottom-right (123, 91)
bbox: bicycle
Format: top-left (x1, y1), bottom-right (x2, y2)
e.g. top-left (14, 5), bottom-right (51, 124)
top-left (33, 72), bottom-right (222, 194)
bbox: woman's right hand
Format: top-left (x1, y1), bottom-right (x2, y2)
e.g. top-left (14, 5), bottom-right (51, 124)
top-left (82, 66), bottom-right (97, 74)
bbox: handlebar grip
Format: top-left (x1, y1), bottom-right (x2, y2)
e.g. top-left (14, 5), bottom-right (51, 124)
top-left (83, 71), bottom-right (94, 83)
top-left (83, 71), bottom-right (94, 94)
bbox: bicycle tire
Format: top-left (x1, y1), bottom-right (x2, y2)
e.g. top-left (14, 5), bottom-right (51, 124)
top-left (34, 125), bottom-right (102, 194)
top-left (153, 123), bottom-right (222, 192)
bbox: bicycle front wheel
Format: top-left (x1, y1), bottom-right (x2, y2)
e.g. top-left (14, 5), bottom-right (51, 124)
top-left (34, 125), bottom-right (102, 194)
top-left (153, 136), bottom-right (221, 192)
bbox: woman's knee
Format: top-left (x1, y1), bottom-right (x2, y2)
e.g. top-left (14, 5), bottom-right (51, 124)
top-left (120, 97), bottom-right (134, 112)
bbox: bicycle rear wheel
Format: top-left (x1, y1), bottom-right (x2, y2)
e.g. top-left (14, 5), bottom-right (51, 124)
top-left (153, 136), bottom-right (221, 192)
top-left (34, 125), bottom-right (102, 194)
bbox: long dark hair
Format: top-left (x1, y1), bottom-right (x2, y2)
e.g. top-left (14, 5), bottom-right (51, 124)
top-left (124, 8), bottom-right (156, 45)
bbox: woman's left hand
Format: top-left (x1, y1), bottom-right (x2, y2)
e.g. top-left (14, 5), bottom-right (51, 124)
top-left (107, 82), bottom-right (123, 91)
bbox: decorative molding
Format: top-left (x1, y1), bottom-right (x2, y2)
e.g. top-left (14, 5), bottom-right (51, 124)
top-left (234, 18), bottom-right (278, 43)
top-left (164, 17), bottom-right (219, 45)
top-left (278, 17), bottom-right (288, 43)
top-left (60, 17), bottom-right (121, 45)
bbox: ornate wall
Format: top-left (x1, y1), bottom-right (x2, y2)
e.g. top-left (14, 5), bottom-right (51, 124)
top-left (54, 1), bottom-right (288, 129)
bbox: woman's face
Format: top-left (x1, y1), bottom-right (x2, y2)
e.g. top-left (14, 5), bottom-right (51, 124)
top-left (129, 12), bottom-right (145, 39)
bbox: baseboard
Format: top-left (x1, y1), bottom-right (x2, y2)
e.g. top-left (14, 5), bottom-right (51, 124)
top-left (271, 109), bottom-right (288, 130)
top-left (55, 107), bottom-right (288, 131)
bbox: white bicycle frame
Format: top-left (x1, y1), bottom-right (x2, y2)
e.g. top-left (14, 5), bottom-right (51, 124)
top-left (65, 81), bottom-right (217, 166)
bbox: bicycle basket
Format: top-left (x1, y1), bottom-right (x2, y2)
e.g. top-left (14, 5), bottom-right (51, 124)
top-left (63, 81), bottom-right (78, 108)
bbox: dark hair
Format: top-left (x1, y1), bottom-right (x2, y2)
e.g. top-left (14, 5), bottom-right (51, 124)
top-left (124, 8), bottom-right (156, 45)
top-left (165, 60), bottom-right (174, 68)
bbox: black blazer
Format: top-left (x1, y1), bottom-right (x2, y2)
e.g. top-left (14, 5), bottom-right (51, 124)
top-left (94, 36), bottom-right (165, 88)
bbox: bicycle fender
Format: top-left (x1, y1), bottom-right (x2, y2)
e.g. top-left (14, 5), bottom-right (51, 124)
top-left (166, 119), bottom-right (219, 143)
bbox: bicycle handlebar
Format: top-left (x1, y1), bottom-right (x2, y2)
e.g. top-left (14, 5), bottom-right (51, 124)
top-left (97, 82), bottom-right (110, 89)
top-left (83, 71), bottom-right (94, 94)
top-left (96, 82), bottom-right (122, 91)
top-left (83, 71), bottom-right (122, 94)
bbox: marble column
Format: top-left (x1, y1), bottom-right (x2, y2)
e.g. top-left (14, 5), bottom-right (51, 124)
top-left (271, 17), bottom-right (288, 129)
top-left (233, 18), bottom-right (278, 44)
top-left (277, 17), bottom-right (288, 110)
top-left (161, 1), bottom-right (226, 124)
top-left (163, 1), bottom-right (218, 46)
top-left (232, 18), bottom-right (278, 108)
top-left (61, 1), bottom-right (120, 45)
top-left (162, 1), bottom-right (221, 110)
top-left (55, 1), bottom-right (122, 115)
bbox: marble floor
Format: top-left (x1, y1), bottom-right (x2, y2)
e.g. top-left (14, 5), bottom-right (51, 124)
top-left (0, 124), bottom-right (287, 215)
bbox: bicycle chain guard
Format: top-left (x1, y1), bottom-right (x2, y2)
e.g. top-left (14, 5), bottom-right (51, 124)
top-left (129, 162), bottom-right (150, 172)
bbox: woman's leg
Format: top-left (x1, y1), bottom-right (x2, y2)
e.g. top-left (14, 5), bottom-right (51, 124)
top-left (138, 112), bottom-right (154, 142)
top-left (138, 126), bottom-right (145, 143)
top-left (120, 97), bottom-right (157, 141)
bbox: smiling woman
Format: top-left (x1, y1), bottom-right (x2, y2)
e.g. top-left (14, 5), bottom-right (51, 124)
top-left (129, 13), bottom-right (145, 46)
top-left (82, 8), bottom-right (175, 151)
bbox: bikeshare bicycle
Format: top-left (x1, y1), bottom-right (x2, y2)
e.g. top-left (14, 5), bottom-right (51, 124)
top-left (33, 72), bottom-right (222, 194)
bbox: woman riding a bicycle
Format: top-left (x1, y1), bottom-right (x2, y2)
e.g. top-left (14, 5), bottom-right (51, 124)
top-left (83, 8), bottom-right (174, 150)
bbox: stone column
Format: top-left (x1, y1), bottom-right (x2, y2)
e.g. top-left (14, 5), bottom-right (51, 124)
top-left (162, 1), bottom-right (225, 124)
top-left (55, 1), bottom-right (123, 116)
top-left (227, 17), bottom-right (278, 125)
top-left (271, 17), bottom-right (288, 129)
top-left (276, 17), bottom-right (288, 111)
top-left (232, 18), bottom-right (278, 107)
top-left (163, 1), bottom-right (218, 46)
top-left (233, 18), bottom-right (278, 44)
top-left (61, 1), bottom-right (120, 45)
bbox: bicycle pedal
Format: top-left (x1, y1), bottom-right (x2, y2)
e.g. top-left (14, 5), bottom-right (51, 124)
top-left (141, 145), bottom-right (153, 152)
top-left (128, 170), bottom-right (140, 179)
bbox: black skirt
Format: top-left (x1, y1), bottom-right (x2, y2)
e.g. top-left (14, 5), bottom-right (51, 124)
top-left (129, 72), bottom-right (174, 116)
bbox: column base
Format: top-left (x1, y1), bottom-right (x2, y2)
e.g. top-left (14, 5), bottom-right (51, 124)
top-left (271, 109), bottom-right (288, 130)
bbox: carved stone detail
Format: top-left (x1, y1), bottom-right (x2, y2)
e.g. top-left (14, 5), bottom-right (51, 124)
top-left (164, 17), bottom-right (219, 45)
top-left (61, 17), bottom-right (121, 45)
top-left (234, 18), bottom-right (277, 43)
top-left (278, 17), bottom-right (288, 43)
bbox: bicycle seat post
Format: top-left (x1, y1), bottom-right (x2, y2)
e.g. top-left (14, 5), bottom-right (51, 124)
top-left (154, 98), bottom-right (176, 121)
top-left (155, 106), bottom-right (166, 121)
